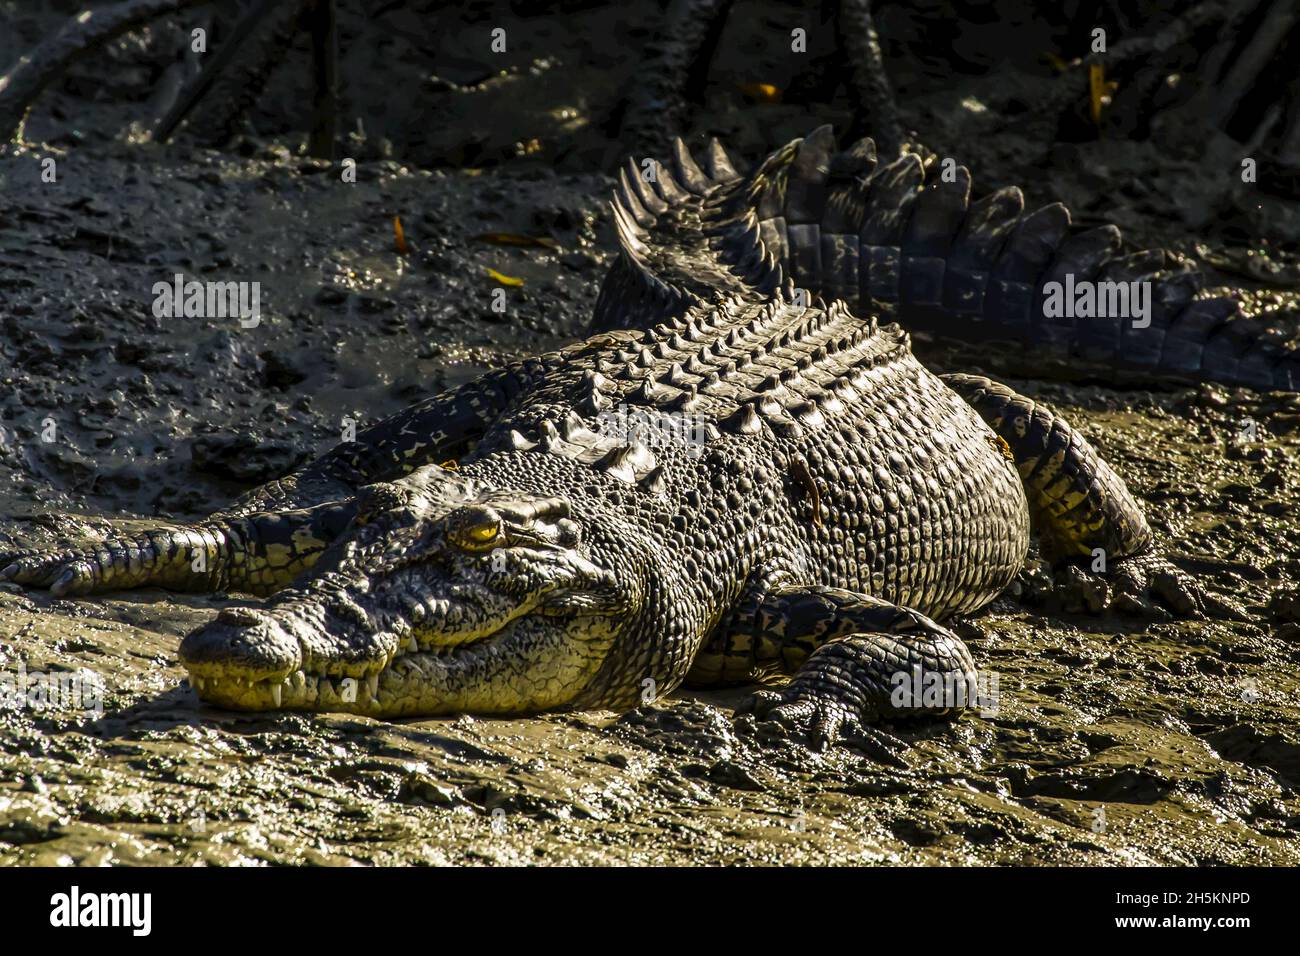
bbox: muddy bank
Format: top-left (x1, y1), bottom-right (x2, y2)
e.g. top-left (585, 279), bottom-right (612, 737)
top-left (1, 1), bottom-right (1299, 865)
top-left (0, 139), bottom-right (1296, 865)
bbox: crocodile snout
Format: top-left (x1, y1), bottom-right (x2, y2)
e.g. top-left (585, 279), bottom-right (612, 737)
top-left (181, 606), bottom-right (303, 682)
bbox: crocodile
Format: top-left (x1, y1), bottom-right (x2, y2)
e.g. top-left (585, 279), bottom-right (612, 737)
top-left (0, 130), bottom-right (1227, 744)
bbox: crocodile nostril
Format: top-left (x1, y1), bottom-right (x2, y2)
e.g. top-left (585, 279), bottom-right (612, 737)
top-left (182, 607), bottom-right (302, 679)
top-left (217, 606), bottom-right (263, 627)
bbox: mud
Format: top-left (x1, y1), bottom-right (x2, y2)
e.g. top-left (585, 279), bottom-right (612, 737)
top-left (1, 1), bottom-right (1299, 865)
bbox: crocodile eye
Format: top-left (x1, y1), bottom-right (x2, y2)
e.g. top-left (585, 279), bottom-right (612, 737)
top-left (447, 507), bottom-right (503, 551)
top-left (467, 523), bottom-right (499, 545)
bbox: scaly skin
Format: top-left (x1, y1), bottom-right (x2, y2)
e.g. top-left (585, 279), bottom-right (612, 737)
top-left (1, 133), bottom-right (1221, 744)
top-left (596, 127), bottom-right (1300, 391)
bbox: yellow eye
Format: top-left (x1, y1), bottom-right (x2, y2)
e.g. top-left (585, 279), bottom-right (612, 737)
top-left (467, 523), bottom-right (498, 544)
top-left (447, 507), bottom-right (504, 551)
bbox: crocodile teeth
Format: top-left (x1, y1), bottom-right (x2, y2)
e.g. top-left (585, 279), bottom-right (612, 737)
top-left (366, 674), bottom-right (379, 702)
top-left (270, 682), bottom-right (283, 707)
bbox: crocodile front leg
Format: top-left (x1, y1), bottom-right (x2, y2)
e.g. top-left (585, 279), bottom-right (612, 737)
top-left (1, 501), bottom-right (354, 597)
top-left (735, 585), bottom-right (982, 751)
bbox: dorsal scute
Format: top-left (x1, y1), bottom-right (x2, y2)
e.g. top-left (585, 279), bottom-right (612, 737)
top-left (592, 288), bottom-right (910, 438)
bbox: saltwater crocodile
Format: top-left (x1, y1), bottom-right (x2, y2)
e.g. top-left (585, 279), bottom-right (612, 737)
top-left (1, 130), bottom-right (1234, 743)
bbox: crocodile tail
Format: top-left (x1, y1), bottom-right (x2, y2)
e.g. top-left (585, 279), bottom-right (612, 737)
top-left (601, 127), bottom-right (1300, 391)
top-left (593, 136), bottom-right (787, 332)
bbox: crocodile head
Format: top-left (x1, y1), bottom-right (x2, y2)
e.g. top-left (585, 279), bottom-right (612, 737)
top-left (179, 467), bottom-right (643, 716)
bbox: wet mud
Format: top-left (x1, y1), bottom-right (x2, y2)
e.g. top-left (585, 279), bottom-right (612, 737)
top-left (1, 1), bottom-right (1299, 865)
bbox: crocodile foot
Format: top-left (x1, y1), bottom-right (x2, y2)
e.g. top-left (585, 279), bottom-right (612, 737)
top-left (1025, 552), bottom-right (1249, 622)
top-left (731, 589), bottom-right (980, 752)
top-left (743, 687), bottom-right (851, 752)
top-left (739, 688), bottom-right (910, 765)
top-left (0, 530), bottom-right (203, 597)
top-left (1113, 553), bottom-right (1249, 622)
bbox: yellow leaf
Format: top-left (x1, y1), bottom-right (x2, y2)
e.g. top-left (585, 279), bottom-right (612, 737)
top-left (474, 232), bottom-right (559, 250)
top-left (485, 267), bottom-right (524, 287)
top-left (1089, 63), bottom-right (1108, 126)
top-left (393, 215), bottom-right (411, 255)
top-left (737, 82), bottom-right (781, 104)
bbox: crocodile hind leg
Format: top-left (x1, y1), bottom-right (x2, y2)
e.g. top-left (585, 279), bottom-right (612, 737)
top-left (733, 586), bottom-right (986, 751)
top-left (939, 372), bottom-right (1242, 620)
top-left (1, 369), bottom-right (523, 596)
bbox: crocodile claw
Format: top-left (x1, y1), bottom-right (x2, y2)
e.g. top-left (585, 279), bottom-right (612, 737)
top-left (739, 687), bottom-right (915, 765)
top-left (1110, 554), bottom-right (1248, 622)
top-left (737, 689), bottom-right (848, 756)
top-left (0, 539), bottom-right (166, 596)
top-left (747, 687), bottom-right (849, 751)
top-left (1, 550), bottom-right (97, 596)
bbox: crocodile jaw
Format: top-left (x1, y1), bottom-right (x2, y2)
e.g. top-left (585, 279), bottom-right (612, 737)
top-left (179, 551), bottom-right (631, 716)
top-left (185, 612), bottom-right (616, 716)
top-left (177, 472), bottom-right (644, 716)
